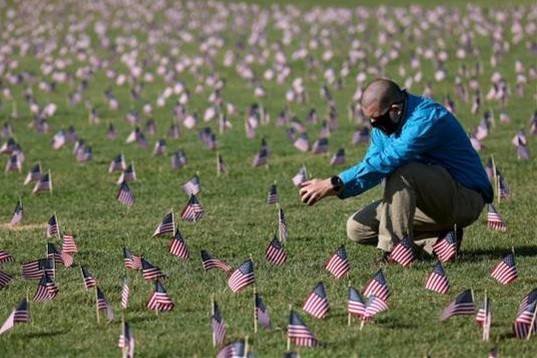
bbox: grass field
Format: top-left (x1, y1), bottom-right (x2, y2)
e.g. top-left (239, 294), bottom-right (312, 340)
top-left (1, 0), bottom-right (537, 357)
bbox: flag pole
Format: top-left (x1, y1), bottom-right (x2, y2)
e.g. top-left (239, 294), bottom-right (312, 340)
top-left (95, 287), bottom-right (100, 324)
top-left (216, 151), bottom-right (220, 177)
top-left (347, 281), bottom-right (352, 327)
top-left (55, 211), bottom-right (61, 241)
top-left (482, 290), bottom-right (488, 341)
top-left (287, 304), bottom-right (292, 351)
top-left (526, 303), bottom-right (537, 341)
top-left (244, 335), bottom-right (249, 358)
top-left (49, 170), bottom-right (53, 195)
top-left (253, 285), bottom-right (258, 334)
top-left (211, 294), bottom-right (216, 347)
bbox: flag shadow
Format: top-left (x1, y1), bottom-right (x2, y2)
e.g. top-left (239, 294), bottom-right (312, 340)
top-left (459, 245), bottom-right (537, 262)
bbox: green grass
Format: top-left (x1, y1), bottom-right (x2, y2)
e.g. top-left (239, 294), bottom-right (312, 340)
top-left (1, 0), bottom-right (537, 357)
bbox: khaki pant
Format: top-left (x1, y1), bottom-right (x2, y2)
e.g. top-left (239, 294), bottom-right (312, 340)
top-left (346, 162), bottom-right (484, 252)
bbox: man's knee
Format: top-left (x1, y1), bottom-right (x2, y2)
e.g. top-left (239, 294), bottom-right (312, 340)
top-left (346, 213), bottom-right (378, 245)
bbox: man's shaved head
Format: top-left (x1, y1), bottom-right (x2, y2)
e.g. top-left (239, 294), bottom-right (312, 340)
top-left (361, 78), bottom-right (404, 117)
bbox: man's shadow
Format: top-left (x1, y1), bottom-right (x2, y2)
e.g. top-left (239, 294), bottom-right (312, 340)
top-left (459, 245), bottom-right (537, 261)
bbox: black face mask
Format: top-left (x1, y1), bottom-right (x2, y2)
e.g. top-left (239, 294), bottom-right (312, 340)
top-left (369, 108), bottom-right (402, 135)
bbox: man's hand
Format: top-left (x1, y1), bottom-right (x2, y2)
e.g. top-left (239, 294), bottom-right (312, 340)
top-left (299, 178), bottom-right (336, 206)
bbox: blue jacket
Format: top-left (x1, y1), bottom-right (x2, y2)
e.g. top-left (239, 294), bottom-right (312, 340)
top-left (338, 93), bottom-right (493, 203)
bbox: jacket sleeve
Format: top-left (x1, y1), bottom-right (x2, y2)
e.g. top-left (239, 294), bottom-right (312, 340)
top-left (337, 106), bottom-right (444, 199)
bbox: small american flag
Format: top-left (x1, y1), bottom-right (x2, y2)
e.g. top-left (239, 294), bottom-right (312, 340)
top-left (32, 273), bottom-right (59, 303)
top-left (47, 214), bottom-right (59, 238)
top-left (363, 270), bottom-right (390, 302)
top-left (123, 247), bottom-right (142, 270)
top-left (5, 153), bottom-right (22, 172)
top-left (265, 236), bottom-right (287, 266)
top-left (440, 289), bottom-right (475, 321)
top-left (121, 277), bottom-right (129, 310)
top-left (228, 259), bottom-right (255, 293)
top-left (0, 298), bottom-right (30, 335)
top-left (518, 289), bottom-right (537, 316)
top-left (171, 150), bottom-right (187, 170)
top-left (117, 163), bottom-right (137, 184)
top-left (329, 148), bottom-right (346, 166)
top-left (252, 147), bottom-right (269, 167)
top-left (183, 175), bottom-right (201, 196)
top-left (266, 183), bottom-right (278, 204)
top-left (278, 208), bottom-right (288, 243)
top-left (47, 243), bottom-right (63, 266)
top-left (348, 287), bottom-right (366, 318)
top-left (311, 137), bottom-right (329, 154)
top-left (9, 200), bottom-right (23, 225)
top-left (169, 230), bottom-right (189, 260)
top-left (201, 250), bottom-right (232, 272)
top-left (0, 250), bottom-right (14, 264)
top-left (24, 163), bottom-right (41, 185)
top-left (168, 125), bottom-right (181, 140)
top-left (118, 321), bottom-right (135, 358)
top-left (487, 204), bottom-right (507, 232)
top-left (147, 281), bottom-right (174, 312)
top-left (96, 287), bottom-right (114, 321)
top-left (490, 253), bottom-right (517, 285)
top-left (108, 154), bottom-right (126, 173)
top-left (21, 258), bottom-right (49, 280)
top-left (389, 236), bottom-right (415, 267)
top-left (81, 266), bottom-right (97, 289)
top-left (141, 257), bottom-right (165, 281)
top-left (153, 212), bottom-right (175, 237)
top-left (364, 295), bottom-right (389, 320)
top-left (217, 340), bottom-right (247, 358)
top-left (303, 282), bottom-right (330, 319)
top-left (513, 300), bottom-right (537, 339)
top-left (0, 270), bottom-right (13, 289)
top-left (32, 172), bottom-right (52, 194)
top-left (288, 310), bottom-right (317, 347)
top-left (117, 182), bottom-right (135, 207)
top-left (216, 154), bottom-right (227, 174)
top-left (153, 139), bottom-right (166, 156)
top-left (325, 245), bottom-right (350, 279)
top-left (475, 296), bottom-right (491, 329)
top-left (433, 230), bottom-right (458, 263)
top-left (255, 293), bottom-right (271, 329)
top-left (180, 194), bottom-right (204, 222)
top-left (211, 301), bottom-right (226, 346)
top-left (352, 127), bottom-right (370, 145)
top-left (293, 133), bottom-right (310, 152)
top-left (107, 123), bottom-right (117, 140)
top-left (62, 234), bottom-right (78, 254)
top-left (292, 165), bottom-right (308, 187)
top-left (425, 262), bottom-right (450, 294)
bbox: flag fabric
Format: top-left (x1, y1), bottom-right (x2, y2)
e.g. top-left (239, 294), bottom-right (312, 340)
top-left (47, 215), bottom-right (60, 238)
top-left (153, 139), bottom-right (166, 156)
top-left (475, 297), bottom-right (492, 329)
top-left (0, 250), bottom-right (14, 264)
top-left (32, 172), bottom-right (52, 194)
top-left (0, 270), bottom-right (13, 289)
top-left (96, 287), bottom-right (115, 321)
top-left (24, 163), bottom-right (41, 185)
top-left (518, 288), bottom-right (537, 316)
top-left (171, 150), bottom-right (187, 170)
top-left (5, 154), bottom-right (22, 172)
top-left (490, 253), bottom-right (518, 285)
top-left (123, 247), bottom-right (142, 270)
top-left (118, 321), bottom-right (135, 358)
top-left (169, 230), bottom-right (189, 260)
top-left (364, 295), bottom-right (389, 320)
top-left (216, 154), bottom-right (227, 174)
top-left (180, 194), bottom-right (204, 222)
top-left (147, 281), bottom-right (175, 312)
top-left (153, 212), bottom-right (175, 237)
top-left (211, 301), bottom-right (226, 346)
top-left (141, 257), bottom-right (165, 281)
top-left (433, 230), bottom-right (458, 263)
top-left (228, 259), bottom-right (255, 293)
top-left (108, 154), bottom-right (126, 173)
top-left (293, 134), bottom-right (309, 153)
top-left (487, 204), bottom-right (507, 232)
top-left (329, 148), bottom-right (346, 166)
top-left (292, 166), bottom-right (308, 187)
top-left (183, 175), bottom-right (201, 196)
top-left (0, 298), bottom-right (30, 335)
top-left (22, 258), bottom-right (50, 280)
top-left (255, 293), bottom-right (272, 329)
top-left (348, 287), bottom-right (366, 318)
top-left (288, 310), bottom-right (317, 347)
top-left (117, 164), bottom-right (137, 184)
top-left (363, 270), bottom-right (390, 302)
top-left (252, 148), bottom-right (268, 167)
top-left (47, 243), bottom-right (63, 265)
top-left (311, 137), bottom-right (329, 154)
top-left (32, 273), bottom-right (59, 303)
top-left (389, 236), bottom-right (415, 267)
top-left (278, 208), bottom-right (288, 243)
top-left (9, 200), bottom-right (23, 225)
top-left (325, 245), bottom-right (350, 279)
top-left (121, 277), bottom-right (130, 310)
top-left (81, 266), bottom-right (97, 289)
top-left (62, 234), bottom-right (78, 254)
top-left (201, 250), bottom-right (232, 272)
top-left (440, 289), bottom-right (475, 321)
top-left (267, 184), bottom-right (278, 204)
top-left (303, 282), bottom-right (330, 319)
top-left (513, 300), bottom-right (537, 339)
top-left (265, 236), bottom-right (287, 266)
top-left (116, 182), bottom-right (135, 207)
top-left (217, 340), bottom-right (247, 358)
top-left (425, 262), bottom-right (450, 294)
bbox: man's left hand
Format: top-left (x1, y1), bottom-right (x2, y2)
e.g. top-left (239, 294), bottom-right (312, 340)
top-left (299, 178), bottom-right (336, 206)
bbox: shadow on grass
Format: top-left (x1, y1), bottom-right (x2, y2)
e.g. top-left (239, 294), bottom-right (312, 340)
top-left (24, 329), bottom-right (68, 338)
top-left (459, 245), bottom-right (537, 262)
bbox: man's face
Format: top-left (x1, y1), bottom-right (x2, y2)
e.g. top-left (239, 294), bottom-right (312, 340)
top-left (364, 102), bottom-right (403, 135)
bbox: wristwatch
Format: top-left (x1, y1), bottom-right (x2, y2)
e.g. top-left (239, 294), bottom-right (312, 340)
top-left (330, 175), bottom-right (343, 193)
